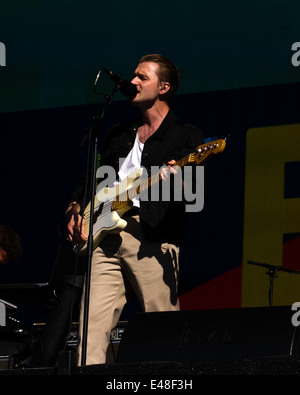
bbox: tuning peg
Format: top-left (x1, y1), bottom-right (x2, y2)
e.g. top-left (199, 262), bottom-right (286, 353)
top-left (221, 133), bottom-right (231, 141)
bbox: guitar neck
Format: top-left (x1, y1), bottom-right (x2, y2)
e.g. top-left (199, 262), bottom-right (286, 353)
top-left (111, 138), bottom-right (226, 211)
top-left (111, 154), bottom-right (190, 211)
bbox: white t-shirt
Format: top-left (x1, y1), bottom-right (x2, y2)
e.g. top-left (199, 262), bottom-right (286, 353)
top-left (117, 134), bottom-right (144, 207)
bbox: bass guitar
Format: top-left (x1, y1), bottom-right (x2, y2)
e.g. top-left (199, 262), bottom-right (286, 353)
top-left (74, 138), bottom-right (226, 254)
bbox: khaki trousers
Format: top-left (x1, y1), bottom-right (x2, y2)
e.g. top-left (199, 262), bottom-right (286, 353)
top-left (77, 214), bottom-right (180, 365)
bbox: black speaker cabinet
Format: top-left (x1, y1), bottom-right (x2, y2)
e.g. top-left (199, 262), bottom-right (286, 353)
top-left (0, 355), bottom-right (13, 370)
top-left (117, 306), bottom-right (300, 363)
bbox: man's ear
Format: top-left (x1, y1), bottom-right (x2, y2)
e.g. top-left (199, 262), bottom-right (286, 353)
top-left (159, 81), bottom-right (170, 94)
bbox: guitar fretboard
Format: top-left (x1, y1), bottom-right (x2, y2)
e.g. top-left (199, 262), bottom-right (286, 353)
top-left (111, 139), bottom-right (225, 211)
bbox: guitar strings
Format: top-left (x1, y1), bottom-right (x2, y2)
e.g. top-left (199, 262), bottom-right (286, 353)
top-left (82, 144), bottom-right (216, 222)
top-left (82, 172), bottom-right (159, 222)
top-left (83, 142), bottom-right (220, 222)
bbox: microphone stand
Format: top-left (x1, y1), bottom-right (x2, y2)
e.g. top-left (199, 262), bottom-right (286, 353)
top-left (247, 260), bottom-right (300, 307)
top-left (80, 85), bottom-right (118, 367)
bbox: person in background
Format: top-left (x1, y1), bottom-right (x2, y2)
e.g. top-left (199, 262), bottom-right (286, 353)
top-left (0, 225), bottom-right (22, 264)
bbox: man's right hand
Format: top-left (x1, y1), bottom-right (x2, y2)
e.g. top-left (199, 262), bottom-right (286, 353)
top-left (65, 202), bottom-right (88, 244)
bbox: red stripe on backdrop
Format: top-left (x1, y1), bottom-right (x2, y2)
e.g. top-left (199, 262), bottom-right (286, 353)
top-left (282, 235), bottom-right (300, 272)
top-left (179, 265), bottom-right (242, 310)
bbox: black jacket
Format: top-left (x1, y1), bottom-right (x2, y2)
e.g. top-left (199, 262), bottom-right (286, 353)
top-left (73, 110), bottom-right (205, 244)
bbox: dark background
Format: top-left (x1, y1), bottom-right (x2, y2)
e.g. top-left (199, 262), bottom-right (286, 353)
top-left (1, 0), bottom-right (299, 325)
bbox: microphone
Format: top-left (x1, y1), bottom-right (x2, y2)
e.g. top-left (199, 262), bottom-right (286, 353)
top-left (103, 67), bottom-right (137, 100)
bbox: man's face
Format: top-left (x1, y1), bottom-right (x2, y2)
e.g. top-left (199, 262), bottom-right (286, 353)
top-left (130, 61), bottom-right (163, 108)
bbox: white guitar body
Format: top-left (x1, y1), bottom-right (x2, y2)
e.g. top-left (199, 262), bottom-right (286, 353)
top-left (73, 138), bottom-right (227, 255)
top-left (76, 168), bottom-right (143, 255)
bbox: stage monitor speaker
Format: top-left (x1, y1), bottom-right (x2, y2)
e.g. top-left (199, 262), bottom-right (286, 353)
top-left (116, 306), bottom-right (300, 363)
top-left (0, 355), bottom-right (13, 370)
top-left (106, 321), bottom-right (127, 363)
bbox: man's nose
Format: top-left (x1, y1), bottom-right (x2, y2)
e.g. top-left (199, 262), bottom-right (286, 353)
top-left (131, 76), bottom-right (139, 85)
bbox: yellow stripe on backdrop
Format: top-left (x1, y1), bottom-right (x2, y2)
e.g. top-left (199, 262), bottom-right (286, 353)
top-left (242, 124), bottom-right (300, 307)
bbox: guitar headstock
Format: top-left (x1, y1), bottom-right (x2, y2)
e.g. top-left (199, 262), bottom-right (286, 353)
top-left (189, 138), bottom-right (226, 165)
